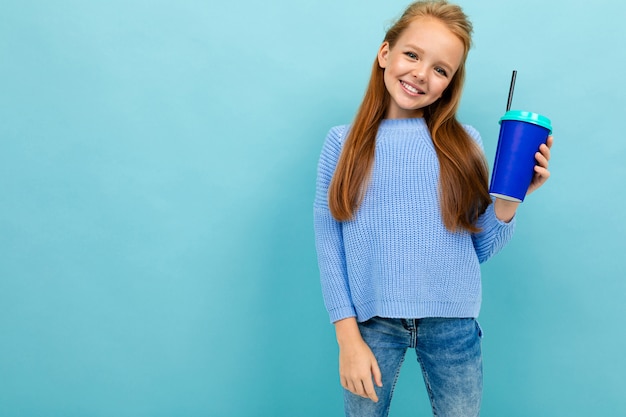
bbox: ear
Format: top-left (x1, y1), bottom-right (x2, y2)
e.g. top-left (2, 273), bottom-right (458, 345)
top-left (377, 42), bottom-right (390, 69)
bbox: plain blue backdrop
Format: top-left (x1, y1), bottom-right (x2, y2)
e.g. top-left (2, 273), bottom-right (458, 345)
top-left (1, 0), bottom-right (625, 416)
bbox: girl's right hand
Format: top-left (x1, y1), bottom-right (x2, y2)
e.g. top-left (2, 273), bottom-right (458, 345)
top-left (334, 318), bottom-right (383, 402)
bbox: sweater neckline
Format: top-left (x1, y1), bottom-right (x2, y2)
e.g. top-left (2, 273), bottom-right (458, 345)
top-left (379, 117), bottom-right (427, 129)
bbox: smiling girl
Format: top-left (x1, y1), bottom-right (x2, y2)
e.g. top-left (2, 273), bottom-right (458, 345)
top-left (313, 1), bottom-right (553, 416)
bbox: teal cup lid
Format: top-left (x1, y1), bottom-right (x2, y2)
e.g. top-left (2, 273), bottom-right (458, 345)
top-left (500, 110), bottom-right (552, 134)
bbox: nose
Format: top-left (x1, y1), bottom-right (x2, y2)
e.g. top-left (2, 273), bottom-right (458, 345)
top-left (412, 63), bottom-right (426, 82)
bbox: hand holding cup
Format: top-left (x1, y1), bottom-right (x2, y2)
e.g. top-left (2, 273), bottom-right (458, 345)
top-left (525, 135), bottom-right (553, 196)
top-left (489, 110), bottom-right (553, 202)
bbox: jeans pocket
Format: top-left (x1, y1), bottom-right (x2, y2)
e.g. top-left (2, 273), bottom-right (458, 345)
top-left (474, 319), bottom-right (484, 338)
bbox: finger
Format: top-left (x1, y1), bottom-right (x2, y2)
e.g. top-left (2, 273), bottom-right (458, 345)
top-left (345, 377), bottom-right (364, 397)
top-left (546, 135), bottom-right (554, 149)
top-left (533, 165), bottom-right (551, 181)
top-left (538, 143), bottom-right (552, 162)
top-left (535, 151), bottom-right (549, 168)
top-left (346, 380), bottom-right (360, 397)
top-left (343, 377), bottom-right (361, 398)
top-left (372, 361), bottom-right (383, 388)
top-left (362, 379), bottom-right (379, 403)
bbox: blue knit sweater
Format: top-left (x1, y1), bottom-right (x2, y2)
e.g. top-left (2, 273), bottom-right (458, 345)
top-left (314, 118), bottom-right (515, 323)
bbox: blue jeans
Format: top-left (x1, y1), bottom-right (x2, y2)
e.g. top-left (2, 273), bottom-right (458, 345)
top-left (344, 317), bottom-right (483, 417)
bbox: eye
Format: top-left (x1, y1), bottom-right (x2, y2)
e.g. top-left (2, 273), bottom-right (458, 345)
top-left (404, 51), bottom-right (418, 60)
top-left (435, 67), bottom-right (448, 77)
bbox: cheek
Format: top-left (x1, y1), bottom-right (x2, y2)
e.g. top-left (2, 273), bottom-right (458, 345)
top-left (383, 65), bottom-right (398, 88)
top-left (435, 79), bottom-right (452, 97)
top-left (395, 60), bottom-right (412, 75)
top-left (385, 56), bottom-right (409, 76)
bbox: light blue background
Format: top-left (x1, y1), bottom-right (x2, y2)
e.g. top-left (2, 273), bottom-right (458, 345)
top-left (1, 0), bottom-right (624, 416)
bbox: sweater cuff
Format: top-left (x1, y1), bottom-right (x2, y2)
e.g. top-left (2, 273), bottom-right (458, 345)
top-left (484, 200), bottom-right (516, 228)
top-left (328, 306), bottom-right (357, 324)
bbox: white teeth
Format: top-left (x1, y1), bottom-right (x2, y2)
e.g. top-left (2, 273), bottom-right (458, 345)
top-left (401, 81), bottom-right (422, 94)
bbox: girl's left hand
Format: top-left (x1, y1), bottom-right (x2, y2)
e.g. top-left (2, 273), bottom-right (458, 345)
top-left (526, 135), bottom-right (554, 196)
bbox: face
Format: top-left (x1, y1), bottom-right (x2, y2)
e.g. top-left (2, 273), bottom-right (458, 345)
top-left (378, 17), bottom-right (465, 119)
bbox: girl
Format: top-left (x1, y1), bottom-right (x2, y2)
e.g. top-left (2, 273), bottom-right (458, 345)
top-left (313, 1), bottom-right (553, 416)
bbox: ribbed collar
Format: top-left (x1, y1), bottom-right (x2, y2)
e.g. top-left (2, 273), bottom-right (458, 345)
top-left (378, 117), bottom-right (427, 130)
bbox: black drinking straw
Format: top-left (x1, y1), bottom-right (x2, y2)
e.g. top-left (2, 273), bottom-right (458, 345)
top-left (506, 70), bottom-right (517, 112)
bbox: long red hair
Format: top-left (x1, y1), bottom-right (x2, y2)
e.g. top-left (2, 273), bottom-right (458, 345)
top-left (328, 0), bottom-right (490, 233)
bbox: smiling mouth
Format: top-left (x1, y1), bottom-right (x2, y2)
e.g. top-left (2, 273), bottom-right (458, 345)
top-left (401, 81), bottom-right (425, 95)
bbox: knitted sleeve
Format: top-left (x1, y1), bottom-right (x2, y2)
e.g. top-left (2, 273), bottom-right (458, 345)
top-left (472, 203), bottom-right (516, 263)
top-left (464, 124), bottom-right (517, 263)
top-left (313, 126), bottom-right (356, 322)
